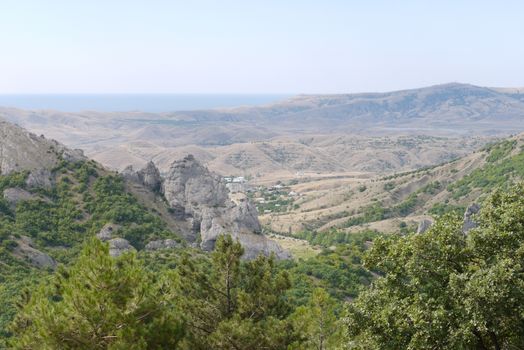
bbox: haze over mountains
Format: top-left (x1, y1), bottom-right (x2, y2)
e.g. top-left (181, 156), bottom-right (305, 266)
top-left (1, 83), bottom-right (523, 178)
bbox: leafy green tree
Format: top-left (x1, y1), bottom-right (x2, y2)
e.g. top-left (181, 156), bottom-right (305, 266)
top-left (10, 238), bottom-right (184, 349)
top-left (291, 287), bottom-right (343, 350)
top-left (174, 234), bottom-right (299, 349)
top-left (345, 183), bottom-right (524, 349)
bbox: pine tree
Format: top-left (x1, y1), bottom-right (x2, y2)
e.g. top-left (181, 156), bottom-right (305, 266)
top-left (10, 238), bottom-right (184, 349)
top-left (174, 234), bottom-right (299, 349)
top-left (291, 288), bottom-right (342, 350)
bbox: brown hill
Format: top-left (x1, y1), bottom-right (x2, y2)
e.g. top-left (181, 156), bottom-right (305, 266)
top-left (1, 83), bottom-right (522, 179)
top-left (258, 133), bottom-right (524, 235)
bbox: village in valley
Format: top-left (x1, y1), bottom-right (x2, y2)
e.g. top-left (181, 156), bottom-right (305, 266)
top-left (223, 175), bottom-right (301, 214)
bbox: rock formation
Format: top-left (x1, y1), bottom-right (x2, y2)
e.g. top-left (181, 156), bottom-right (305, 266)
top-left (463, 203), bottom-right (480, 234)
top-left (0, 119), bottom-right (85, 175)
top-left (3, 188), bottom-right (36, 207)
top-left (122, 161), bottom-right (162, 193)
top-left (96, 223), bottom-right (121, 241)
top-left (12, 236), bottom-right (56, 269)
top-left (95, 224), bottom-right (136, 257)
top-left (108, 238), bottom-right (136, 257)
top-left (162, 155), bottom-right (289, 259)
top-left (138, 161), bottom-right (162, 192)
top-left (25, 168), bottom-right (54, 189)
top-left (416, 218), bottom-right (433, 234)
top-left (121, 165), bottom-right (140, 183)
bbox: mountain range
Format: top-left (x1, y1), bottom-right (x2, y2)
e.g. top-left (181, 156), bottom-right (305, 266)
top-left (1, 83), bottom-right (523, 179)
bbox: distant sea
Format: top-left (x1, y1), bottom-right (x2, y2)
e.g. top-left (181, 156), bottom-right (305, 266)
top-left (0, 94), bottom-right (292, 113)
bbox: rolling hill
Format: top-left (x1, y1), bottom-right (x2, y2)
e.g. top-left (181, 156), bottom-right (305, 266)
top-left (3, 83), bottom-right (521, 178)
top-left (258, 133), bottom-right (524, 235)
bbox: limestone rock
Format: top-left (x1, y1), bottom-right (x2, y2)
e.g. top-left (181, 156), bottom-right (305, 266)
top-left (122, 161), bottom-right (162, 193)
top-left (0, 119), bottom-right (85, 175)
top-left (162, 155), bottom-right (229, 216)
top-left (235, 233), bottom-right (292, 260)
top-left (138, 161), bottom-right (162, 192)
top-left (3, 188), bottom-right (35, 207)
top-left (96, 223), bottom-right (120, 241)
top-left (62, 148), bottom-right (86, 163)
top-left (145, 239), bottom-right (180, 251)
top-left (121, 165), bottom-right (140, 182)
top-left (416, 218), bottom-right (433, 234)
top-left (25, 168), bottom-right (54, 189)
top-left (162, 154), bottom-right (289, 259)
top-left (12, 235), bottom-right (57, 269)
top-left (108, 238), bottom-right (136, 257)
top-left (463, 203), bottom-right (480, 234)
top-left (199, 200), bottom-right (262, 250)
top-left (97, 224), bottom-right (135, 257)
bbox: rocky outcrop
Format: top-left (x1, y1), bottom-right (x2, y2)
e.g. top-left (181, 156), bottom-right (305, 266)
top-left (122, 165), bottom-right (140, 183)
top-left (3, 188), bottom-right (36, 207)
top-left (25, 168), bottom-right (54, 189)
top-left (463, 203), bottom-right (480, 234)
top-left (12, 236), bottom-right (57, 269)
top-left (162, 155), bottom-right (229, 218)
top-left (96, 223), bottom-right (120, 241)
top-left (145, 239), bottom-right (180, 251)
top-left (0, 119), bottom-right (85, 175)
top-left (416, 218), bottom-right (433, 234)
top-left (138, 161), bottom-right (162, 192)
top-left (108, 238), bottom-right (136, 257)
top-left (199, 200), bottom-right (262, 248)
top-left (162, 155), bottom-right (289, 259)
top-left (95, 224), bottom-right (134, 257)
top-left (122, 161), bottom-right (162, 193)
top-left (235, 233), bottom-right (292, 260)
top-left (62, 148), bottom-right (86, 163)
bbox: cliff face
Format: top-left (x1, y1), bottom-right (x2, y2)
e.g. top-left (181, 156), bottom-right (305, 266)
top-left (122, 161), bottom-right (162, 193)
top-left (162, 155), bottom-right (289, 259)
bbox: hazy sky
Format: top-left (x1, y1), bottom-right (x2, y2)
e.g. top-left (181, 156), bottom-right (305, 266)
top-left (1, 0), bottom-right (523, 94)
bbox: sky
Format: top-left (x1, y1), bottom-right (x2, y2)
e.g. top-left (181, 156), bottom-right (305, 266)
top-left (0, 0), bottom-right (523, 94)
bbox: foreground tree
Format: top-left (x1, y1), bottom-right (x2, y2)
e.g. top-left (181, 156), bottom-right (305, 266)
top-left (10, 238), bottom-right (184, 349)
top-left (345, 183), bottom-right (524, 349)
top-left (290, 287), bottom-right (343, 349)
top-left (174, 234), bottom-right (299, 349)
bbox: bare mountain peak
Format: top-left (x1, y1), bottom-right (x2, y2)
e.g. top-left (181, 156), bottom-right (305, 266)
top-left (0, 118), bottom-right (85, 175)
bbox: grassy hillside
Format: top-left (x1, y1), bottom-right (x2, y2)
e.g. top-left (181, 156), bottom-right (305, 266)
top-left (3, 130), bottom-right (524, 347)
top-left (260, 133), bottom-right (524, 235)
top-left (0, 157), bottom-right (376, 346)
top-left (0, 158), bottom-right (183, 340)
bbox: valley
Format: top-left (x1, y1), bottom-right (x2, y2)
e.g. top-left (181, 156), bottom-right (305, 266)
top-left (3, 83), bottom-right (524, 259)
top-left (4, 0), bottom-right (524, 346)
top-left (2, 83), bottom-right (524, 348)
top-left (246, 134), bottom-right (522, 238)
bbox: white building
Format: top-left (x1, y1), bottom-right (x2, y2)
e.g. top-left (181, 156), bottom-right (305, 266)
top-left (232, 176), bottom-right (246, 183)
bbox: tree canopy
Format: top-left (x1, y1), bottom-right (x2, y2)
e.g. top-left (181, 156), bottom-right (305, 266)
top-left (9, 239), bottom-right (184, 349)
top-left (5, 159), bottom-right (524, 349)
top-left (172, 234), bottom-right (299, 349)
top-left (345, 183), bottom-right (524, 349)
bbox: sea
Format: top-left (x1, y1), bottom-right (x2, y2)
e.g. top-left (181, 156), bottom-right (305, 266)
top-left (0, 94), bottom-right (292, 113)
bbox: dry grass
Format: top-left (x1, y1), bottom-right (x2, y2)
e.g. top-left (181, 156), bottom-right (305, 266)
top-left (260, 144), bottom-right (497, 235)
top-left (268, 234), bottom-right (321, 260)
